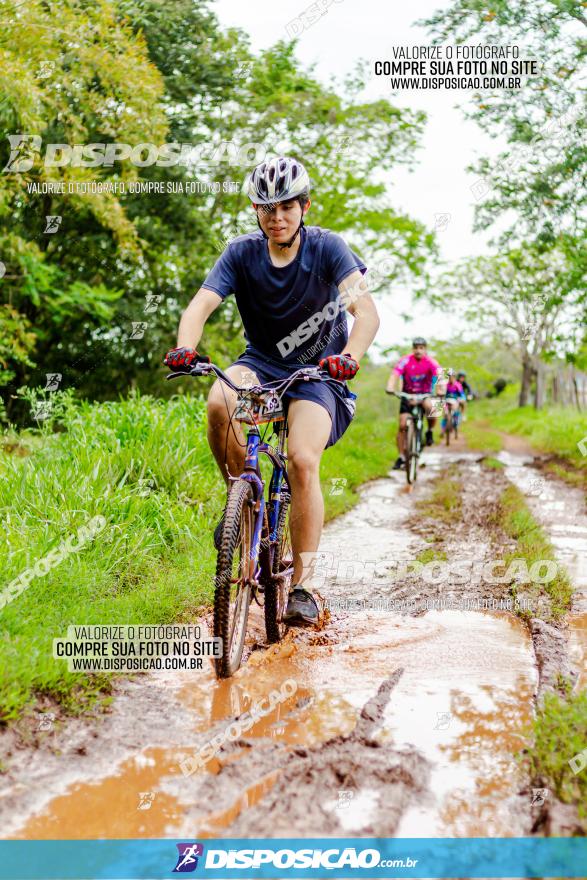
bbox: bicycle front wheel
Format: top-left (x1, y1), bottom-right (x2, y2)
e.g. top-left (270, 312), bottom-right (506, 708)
top-left (213, 479), bottom-right (254, 678)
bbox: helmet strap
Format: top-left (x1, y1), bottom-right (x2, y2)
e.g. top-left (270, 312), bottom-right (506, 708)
top-left (255, 212), bottom-right (269, 239)
top-left (277, 217), bottom-right (304, 250)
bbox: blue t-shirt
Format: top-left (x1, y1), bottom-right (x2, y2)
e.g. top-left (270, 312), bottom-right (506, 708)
top-left (202, 225), bottom-right (367, 365)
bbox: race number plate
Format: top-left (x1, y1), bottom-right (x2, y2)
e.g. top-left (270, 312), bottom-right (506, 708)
top-left (234, 392), bottom-right (285, 424)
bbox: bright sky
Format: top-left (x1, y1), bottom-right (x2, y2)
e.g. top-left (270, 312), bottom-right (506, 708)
top-left (214, 0), bottom-right (509, 353)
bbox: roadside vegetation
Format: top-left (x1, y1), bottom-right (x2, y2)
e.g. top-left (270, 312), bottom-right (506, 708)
top-left (524, 687), bottom-right (587, 831)
top-left (1, 1), bottom-right (433, 423)
top-left (495, 484), bottom-right (573, 623)
top-left (319, 365), bottom-right (396, 518)
top-left (492, 403), bottom-right (587, 491)
top-left (481, 457), bottom-right (505, 470)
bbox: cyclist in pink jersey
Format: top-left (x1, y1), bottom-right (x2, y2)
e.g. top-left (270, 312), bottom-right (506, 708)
top-left (385, 337), bottom-right (440, 470)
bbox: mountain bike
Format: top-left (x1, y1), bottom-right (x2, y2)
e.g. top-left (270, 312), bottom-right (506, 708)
top-left (392, 391), bottom-right (431, 484)
top-left (167, 360), bottom-right (337, 678)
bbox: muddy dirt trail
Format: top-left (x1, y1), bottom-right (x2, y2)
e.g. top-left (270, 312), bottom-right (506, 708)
top-left (1, 439), bottom-right (584, 839)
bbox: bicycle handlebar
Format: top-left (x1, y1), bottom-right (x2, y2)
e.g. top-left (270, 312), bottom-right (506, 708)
top-left (166, 361), bottom-right (338, 398)
top-left (388, 390), bottom-right (434, 401)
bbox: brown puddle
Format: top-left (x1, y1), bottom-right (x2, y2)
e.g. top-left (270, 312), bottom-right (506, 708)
top-left (11, 612), bottom-right (536, 840)
top-left (12, 748), bottom-right (184, 839)
top-left (6, 456), bottom-right (541, 840)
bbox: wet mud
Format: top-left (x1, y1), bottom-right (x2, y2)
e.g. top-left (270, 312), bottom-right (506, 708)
top-left (1, 441), bottom-right (584, 841)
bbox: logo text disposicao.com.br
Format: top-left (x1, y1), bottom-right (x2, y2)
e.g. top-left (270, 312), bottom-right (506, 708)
top-left (202, 848), bottom-right (417, 870)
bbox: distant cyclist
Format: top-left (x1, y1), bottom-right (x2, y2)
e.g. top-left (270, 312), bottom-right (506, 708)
top-left (385, 337), bottom-right (440, 470)
top-left (164, 157), bottom-right (379, 627)
top-left (456, 372), bottom-right (473, 397)
top-left (440, 369), bottom-right (465, 435)
top-left (456, 371), bottom-right (472, 419)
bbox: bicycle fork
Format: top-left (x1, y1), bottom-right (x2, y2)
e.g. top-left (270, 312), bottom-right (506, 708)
top-left (267, 420), bottom-right (289, 546)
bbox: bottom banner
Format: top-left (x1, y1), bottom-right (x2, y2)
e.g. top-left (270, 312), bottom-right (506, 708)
top-left (0, 837), bottom-right (584, 879)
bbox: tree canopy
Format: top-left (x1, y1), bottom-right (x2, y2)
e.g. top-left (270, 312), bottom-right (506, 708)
top-left (0, 0), bottom-right (434, 420)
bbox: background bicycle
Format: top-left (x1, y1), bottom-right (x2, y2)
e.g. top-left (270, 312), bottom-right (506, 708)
top-left (441, 399), bottom-right (461, 445)
top-left (392, 391), bottom-right (431, 484)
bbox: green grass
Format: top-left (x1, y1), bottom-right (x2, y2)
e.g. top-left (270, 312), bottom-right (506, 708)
top-left (415, 547), bottom-right (448, 564)
top-left (524, 687), bottom-right (587, 828)
top-left (494, 405), bottom-right (587, 495)
top-left (464, 419), bottom-right (504, 453)
top-left (0, 391), bottom-right (222, 723)
top-left (496, 484), bottom-right (573, 622)
top-left (495, 405), bottom-right (587, 464)
top-left (464, 389), bottom-right (587, 491)
top-left (0, 366), bottom-right (395, 724)
top-left (460, 387), bottom-right (518, 453)
top-left (416, 467), bottom-right (463, 525)
top-left (320, 364), bottom-right (396, 518)
top-left (481, 456), bottom-right (505, 470)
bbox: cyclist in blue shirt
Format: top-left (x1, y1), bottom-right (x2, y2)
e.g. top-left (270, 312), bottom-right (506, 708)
top-left (440, 369), bottom-right (465, 436)
top-left (164, 157), bottom-right (380, 627)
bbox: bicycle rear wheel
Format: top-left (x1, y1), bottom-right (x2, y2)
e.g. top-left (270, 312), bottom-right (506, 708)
top-left (406, 419), bottom-right (418, 484)
top-left (445, 416), bottom-right (451, 446)
top-left (264, 492), bottom-right (292, 643)
top-left (213, 479), bottom-right (254, 678)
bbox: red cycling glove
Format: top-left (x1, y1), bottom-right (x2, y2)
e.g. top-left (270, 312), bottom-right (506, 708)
top-left (319, 353), bottom-right (360, 381)
top-left (163, 347), bottom-right (209, 370)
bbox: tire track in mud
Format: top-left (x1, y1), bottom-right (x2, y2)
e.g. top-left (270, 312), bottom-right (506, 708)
top-left (225, 673), bottom-right (433, 838)
top-left (3, 442), bottom-right (583, 840)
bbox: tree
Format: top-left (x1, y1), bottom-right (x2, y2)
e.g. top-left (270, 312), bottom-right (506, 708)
top-left (420, 0), bottom-right (586, 407)
top-left (421, 0), bottom-right (586, 250)
top-left (0, 0), bottom-right (169, 414)
top-left (411, 336), bottom-right (519, 397)
top-left (425, 246), bottom-right (585, 407)
top-left (1, 3), bottom-right (436, 417)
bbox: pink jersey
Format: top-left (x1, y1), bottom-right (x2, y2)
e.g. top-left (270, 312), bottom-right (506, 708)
top-left (394, 353), bottom-right (439, 394)
top-left (446, 380), bottom-right (464, 398)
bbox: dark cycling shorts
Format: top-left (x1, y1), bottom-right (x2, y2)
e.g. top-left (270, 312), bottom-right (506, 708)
top-left (399, 394), bottom-right (432, 415)
top-left (233, 347), bottom-right (357, 449)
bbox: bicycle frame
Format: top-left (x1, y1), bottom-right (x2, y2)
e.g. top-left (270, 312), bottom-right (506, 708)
top-left (392, 391), bottom-right (430, 450)
top-left (239, 424), bottom-right (290, 584)
top-left (442, 398), bottom-right (460, 428)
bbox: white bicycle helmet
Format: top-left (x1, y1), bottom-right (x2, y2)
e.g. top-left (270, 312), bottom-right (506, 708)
top-left (245, 156), bottom-right (310, 205)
